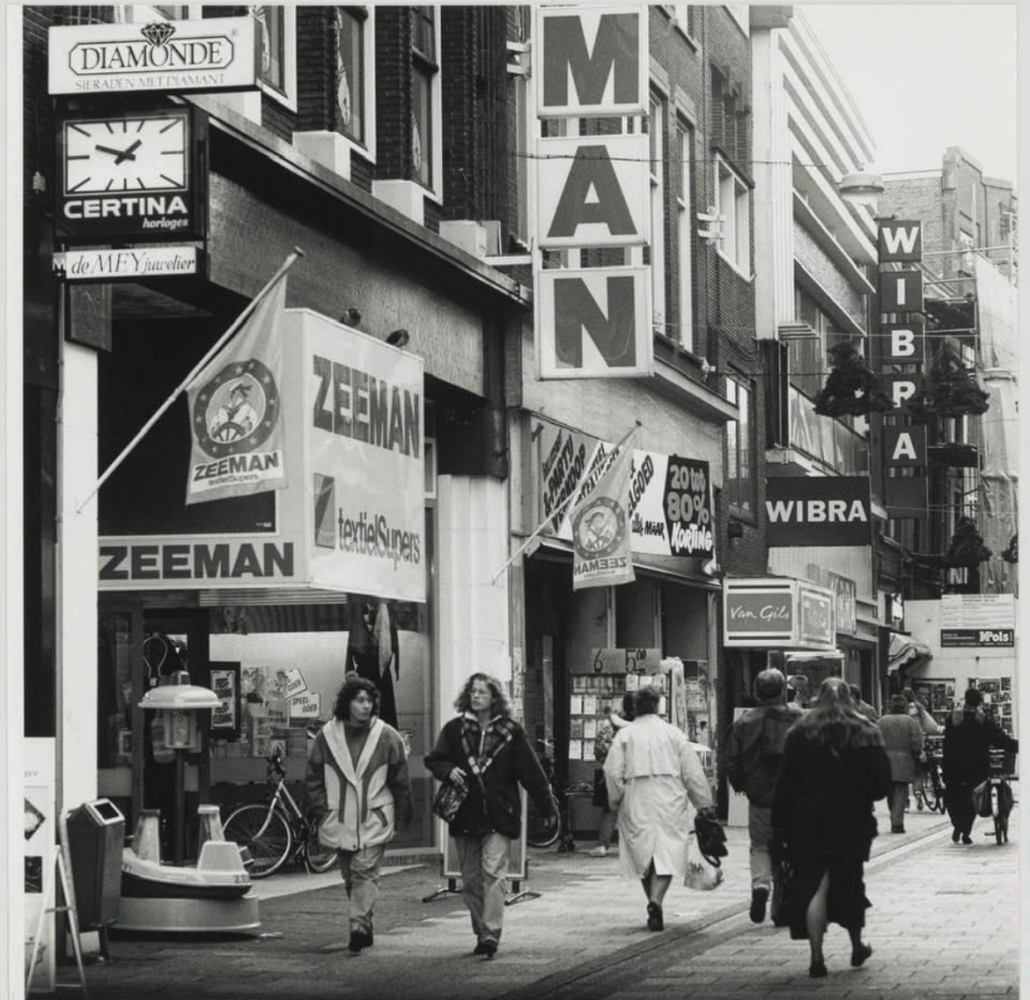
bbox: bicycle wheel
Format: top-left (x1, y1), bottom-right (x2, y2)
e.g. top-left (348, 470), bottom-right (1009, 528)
top-left (920, 772), bottom-right (938, 812)
top-left (303, 827), bottom-right (339, 873)
top-left (223, 803), bottom-right (292, 878)
top-left (526, 794), bottom-right (561, 849)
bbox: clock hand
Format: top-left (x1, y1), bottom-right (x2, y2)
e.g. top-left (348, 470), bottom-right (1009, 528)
top-left (94, 143), bottom-right (139, 163)
top-left (115, 140), bottom-right (142, 165)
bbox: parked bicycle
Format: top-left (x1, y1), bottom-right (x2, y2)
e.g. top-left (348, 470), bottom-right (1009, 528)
top-left (922, 734), bottom-right (947, 814)
top-left (223, 749), bottom-right (338, 878)
top-left (526, 740), bottom-right (588, 852)
top-left (984, 748), bottom-right (1017, 845)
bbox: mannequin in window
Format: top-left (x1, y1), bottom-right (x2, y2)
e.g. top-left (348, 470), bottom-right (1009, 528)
top-left (346, 603), bottom-right (399, 730)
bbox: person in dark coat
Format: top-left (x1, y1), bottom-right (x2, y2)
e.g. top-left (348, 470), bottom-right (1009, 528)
top-left (849, 684), bottom-right (880, 722)
top-left (878, 694), bottom-right (924, 833)
top-left (425, 673), bottom-right (555, 958)
top-left (942, 687), bottom-right (1019, 844)
top-left (772, 677), bottom-right (890, 979)
top-left (725, 668), bottom-right (802, 925)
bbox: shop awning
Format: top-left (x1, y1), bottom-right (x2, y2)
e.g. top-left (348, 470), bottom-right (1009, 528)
top-left (887, 631), bottom-right (933, 674)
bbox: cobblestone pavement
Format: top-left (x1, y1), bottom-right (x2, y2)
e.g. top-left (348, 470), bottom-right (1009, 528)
top-left (81, 799), bottom-right (1018, 1000)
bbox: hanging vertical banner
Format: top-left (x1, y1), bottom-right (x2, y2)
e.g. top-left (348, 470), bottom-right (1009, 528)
top-left (570, 430), bottom-right (637, 590)
top-left (185, 272), bottom-right (289, 504)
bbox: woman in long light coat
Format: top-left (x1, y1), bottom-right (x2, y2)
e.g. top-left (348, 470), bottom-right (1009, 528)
top-left (603, 685), bottom-right (714, 932)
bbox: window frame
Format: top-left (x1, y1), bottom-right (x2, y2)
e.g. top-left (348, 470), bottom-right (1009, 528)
top-left (714, 153), bottom-right (752, 278)
top-left (115, 5), bottom-right (202, 23)
top-left (649, 91), bottom-right (667, 333)
top-left (725, 374), bottom-right (755, 514)
top-left (253, 5), bottom-right (298, 113)
top-left (672, 5), bottom-right (700, 46)
top-left (675, 116), bottom-right (694, 351)
top-left (410, 5), bottom-right (443, 201)
top-left (334, 6), bottom-right (377, 162)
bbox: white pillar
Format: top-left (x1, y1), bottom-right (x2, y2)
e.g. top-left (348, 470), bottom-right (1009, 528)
top-left (57, 341), bottom-right (99, 813)
top-left (435, 475), bottom-right (510, 727)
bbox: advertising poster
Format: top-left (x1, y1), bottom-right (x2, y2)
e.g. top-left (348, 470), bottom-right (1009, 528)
top-left (24, 738), bottom-right (56, 992)
top-left (304, 311), bottom-right (427, 602)
top-left (940, 594), bottom-right (1016, 647)
top-left (537, 422), bottom-right (714, 559)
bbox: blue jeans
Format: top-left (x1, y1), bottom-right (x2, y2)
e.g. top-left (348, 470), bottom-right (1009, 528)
top-left (454, 832), bottom-right (510, 945)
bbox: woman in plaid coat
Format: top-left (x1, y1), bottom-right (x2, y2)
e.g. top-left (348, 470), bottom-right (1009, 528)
top-left (425, 673), bottom-right (555, 958)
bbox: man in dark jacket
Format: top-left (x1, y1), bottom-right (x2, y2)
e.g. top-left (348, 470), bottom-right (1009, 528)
top-left (942, 686), bottom-right (1018, 844)
top-left (725, 668), bottom-right (802, 924)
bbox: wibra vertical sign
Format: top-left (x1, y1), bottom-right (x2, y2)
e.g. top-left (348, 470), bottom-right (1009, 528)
top-left (534, 6), bottom-right (653, 380)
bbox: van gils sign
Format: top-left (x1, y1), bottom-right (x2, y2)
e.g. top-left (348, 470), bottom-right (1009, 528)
top-left (48, 17), bottom-right (259, 95)
top-left (724, 578), bottom-right (836, 649)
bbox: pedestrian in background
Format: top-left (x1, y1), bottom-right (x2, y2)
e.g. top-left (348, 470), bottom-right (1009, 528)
top-left (305, 673), bottom-right (413, 954)
top-left (725, 668), bottom-right (801, 924)
top-left (772, 677), bottom-right (890, 979)
top-left (603, 684), bottom-right (714, 933)
top-left (902, 687), bottom-right (938, 810)
top-left (942, 687), bottom-right (1019, 844)
top-left (878, 694), bottom-right (924, 833)
top-left (849, 684), bottom-right (880, 722)
top-left (588, 693), bottom-right (635, 858)
top-left (424, 673), bottom-right (555, 958)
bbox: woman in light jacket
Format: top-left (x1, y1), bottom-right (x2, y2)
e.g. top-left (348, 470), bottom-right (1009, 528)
top-left (603, 685), bottom-right (714, 932)
top-left (305, 673), bottom-right (412, 954)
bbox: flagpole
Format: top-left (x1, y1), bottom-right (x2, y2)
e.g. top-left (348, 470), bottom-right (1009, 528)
top-left (75, 248), bottom-right (305, 514)
top-left (490, 422), bottom-right (639, 585)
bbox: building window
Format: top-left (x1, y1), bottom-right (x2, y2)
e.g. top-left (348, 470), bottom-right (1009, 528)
top-left (726, 376), bottom-right (753, 512)
top-left (252, 5), bottom-right (296, 110)
top-left (410, 6), bottom-right (438, 191)
top-left (724, 5), bottom-right (749, 34)
top-left (673, 5), bottom-right (698, 40)
top-left (649, 93), bottom-right (667, 332)
top-left (336, 8), bottom-right (366, 144)
top-left (676, 118), bottom-right (694, 351)
top-left (791, 285), bottom-right (853, 399)
top-left (715, 155), bottom-right (750, 276)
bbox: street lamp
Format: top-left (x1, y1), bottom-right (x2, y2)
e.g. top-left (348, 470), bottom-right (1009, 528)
top-left (839, 170), bottom-right (885, 212)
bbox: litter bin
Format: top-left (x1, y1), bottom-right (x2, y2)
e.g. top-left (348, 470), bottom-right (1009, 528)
top-left (65, 799), bottom-right (125, 931)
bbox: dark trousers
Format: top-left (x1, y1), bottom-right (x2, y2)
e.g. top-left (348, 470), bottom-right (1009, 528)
top-left (887, 782), bottom-right (908, 830)
top-left (945, 784), bottom-right (976, 836)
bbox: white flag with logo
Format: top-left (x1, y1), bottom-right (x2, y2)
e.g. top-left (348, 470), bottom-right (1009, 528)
top-left (185, 273), bottom-right (288, 504)
top-left (569, 428), bottom-right (637, 591)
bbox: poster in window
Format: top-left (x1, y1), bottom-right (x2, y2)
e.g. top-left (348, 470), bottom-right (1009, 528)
top-left (209, 662), bottom-right (241, 737)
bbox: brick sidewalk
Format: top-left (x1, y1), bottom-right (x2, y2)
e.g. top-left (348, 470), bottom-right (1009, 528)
top-left (80, 799), bottom-right (1004, 1000)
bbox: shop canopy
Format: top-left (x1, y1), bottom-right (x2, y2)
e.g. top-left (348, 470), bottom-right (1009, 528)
top-left (887, 631), bottom-right (933, 674)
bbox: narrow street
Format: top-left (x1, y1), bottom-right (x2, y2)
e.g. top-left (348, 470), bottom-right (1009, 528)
top-left (84, 802), bottom-right (1018, 1000)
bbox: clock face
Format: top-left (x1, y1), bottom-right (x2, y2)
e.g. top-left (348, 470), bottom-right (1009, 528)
top-left (64, 113), bottom-right (189, 196)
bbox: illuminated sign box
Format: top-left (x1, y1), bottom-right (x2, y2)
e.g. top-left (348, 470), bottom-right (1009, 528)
top-left (724, 578), bottom-right (836, 649)
top-left (48, 17), bottom-right (259, 96)
top-left (53, 246), bottom-right (202, 282)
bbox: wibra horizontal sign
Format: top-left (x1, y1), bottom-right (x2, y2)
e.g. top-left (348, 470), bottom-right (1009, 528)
top-left (53, 246), bottom-right (201, 282)
top-left (49, 17), bottom-right (259, 95)
top-left (766, 477), bottom-right (872, 547)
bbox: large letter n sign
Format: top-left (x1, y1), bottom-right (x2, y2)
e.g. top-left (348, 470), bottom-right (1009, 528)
top-left (537, 267), bottom-right (652, 379)
top-left (537, 6), bottom-right (648, 117)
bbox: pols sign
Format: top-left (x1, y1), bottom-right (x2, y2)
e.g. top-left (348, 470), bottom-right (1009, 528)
top-left (534, 6), bottom-right (652, 380)
top-left (765, 477), bottom-right (872, 547)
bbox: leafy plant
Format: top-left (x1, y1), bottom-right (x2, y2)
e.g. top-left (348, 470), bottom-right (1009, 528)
top-left (812, 342), bottom-right (893, 417)
top-left (909, 337), bottom-right (990, 418)
top-left (944, 516), bottom-right (992, 568)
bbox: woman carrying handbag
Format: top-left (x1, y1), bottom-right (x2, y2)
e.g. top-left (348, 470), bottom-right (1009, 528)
top-left (425, 673), bottom-right (556, 958)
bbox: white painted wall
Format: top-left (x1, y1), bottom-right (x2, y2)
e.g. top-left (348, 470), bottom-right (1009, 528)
top-left (905, 598), bottom-right (1019, 734)
top-left (58, 342), bottom-right (100, 813)
top-left (435, 475), bottom-right (511, 732)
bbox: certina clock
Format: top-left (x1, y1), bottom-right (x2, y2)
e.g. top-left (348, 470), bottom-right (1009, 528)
top-left (56, 107), bottom-right (206, 244)
top-left (64, 111), bottom-right (189, 195)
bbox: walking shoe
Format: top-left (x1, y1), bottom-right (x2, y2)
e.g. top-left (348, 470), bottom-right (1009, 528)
top-left (587, 845), bottom-right (609, 857)
top-left (952, 829), bottom-right (961, 843)
top-left (851, 943), bottom-right (873, 968)
top-left (961, 834), bottom-right (973, 845)
top-left (891, 825), bottom-right (905, 834)
top-left (480, 940), bottom-right (498, 959)
top-left (646, 902), bottom-right (664, 931)
top-left (749, 887), bottom-right (769, 923)
top-left (809, 959), bottom-right (828, 978)
top-left (348, 929), bottom-right (372, 953)
top-left (473, 940), bottom-right (488, 955)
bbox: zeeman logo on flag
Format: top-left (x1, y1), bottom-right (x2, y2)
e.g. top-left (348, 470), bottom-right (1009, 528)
top-left (569, 428), bottom-right (637, 591)
top-left (185, 273), bottom-right (289, 505)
